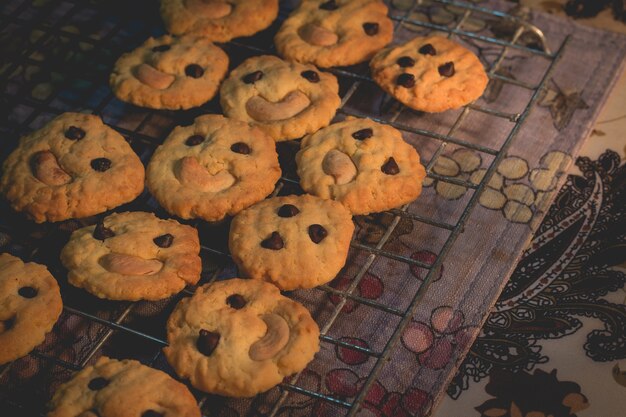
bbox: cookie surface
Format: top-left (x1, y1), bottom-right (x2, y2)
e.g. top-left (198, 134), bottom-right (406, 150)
top-left (47, 357), bottom-right (201, 417)
top-left (160, 0), bottom-right (278, 42)
top-left (220, 55), bottom-right (340, 142)
top-left (0, 113), bottom-right (145, 223)
top-left (164, 279), bottom-right (320, 397)
top-left (146, 114), bottom-right (281, 221)
top-left (296, 117), bottom-right (426, 214)
top-left (275, 0), bottom-right (393, 68)
top-left (229, 195), bottom-right (354, 290)
top-left (0, 253), bottom-right (62, 365)
top-left (370, 35), bottom-right (489, 112)
top-left (110, 34), bottom-right (229, 110)
top-left (60, 211), bottom-right (201, 301)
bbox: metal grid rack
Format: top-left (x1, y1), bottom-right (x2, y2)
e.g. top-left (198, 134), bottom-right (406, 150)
top-left (0, 0), bottom-right (570, 415)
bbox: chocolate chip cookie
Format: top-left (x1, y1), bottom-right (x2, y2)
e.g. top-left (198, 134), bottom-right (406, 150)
top-left (47, 357), bottom-right (201, 417)
top-left (110, 34), bottom-right (229, 110)
top-left (164, 279), bottom-right (319, 397)
top-left (229, 195), bottom-right (354, 290)
top-left (60, 211), bottom-right (201, 301)
top-left (370, 35), bottom-right (489, 112)
top-left (0, 253), bottom-right (63, 365)
top-left (160, 0), bottom-right (279, 42)
top-left (296, 117), bottom-right (426, 214)
top-left (219, 55), bottom-right (340, 142)
top-left (146, 114), bottom-right (281, 222)
top-left (0, 113), bottom-right (145, 223)
top-left (275, 0), bottom-right (393, 68)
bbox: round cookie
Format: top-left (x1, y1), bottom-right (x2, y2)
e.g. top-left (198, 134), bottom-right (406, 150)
top-left (110, 34), bottom-right (229, 110)
top-left (47, 357), bottom-right (201, 417)
top-left (275, 0), bottom-right (393, 68)
top-left (229, 195), bottom-right (354, 290)
top-left (296, 117), bottom-right (426, 214)
top-left (146, 114), bottom-right (281, 221)
top-left (164, 278), bottom-right (320, 397)
top-left (370, 35), bottom-right (489, 112)
top-left (219, 55), bottom-right (340, 142)
top-left (160, 0), bottom-right (279, 42)
top-left (0, 113), bottom-right (145, 223)
top-left (60, 211), bottom-right (202, 301)
top-left (0, 253), bottom-right (62, 365)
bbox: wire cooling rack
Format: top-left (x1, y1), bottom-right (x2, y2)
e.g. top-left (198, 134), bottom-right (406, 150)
top-left (0, 0), bottom-right (570, 416)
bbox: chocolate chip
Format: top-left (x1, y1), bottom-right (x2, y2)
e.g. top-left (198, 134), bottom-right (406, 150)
top-left (231, 142), bottom-right (251, 154)
top-left (261, 231), bottom-right (284, 250)
top-left (352, 128), bottom-right (373, 140)
top-left (438, 62), bottom-right (455, 77)
top-left (185, 64), bottom-right (204, 78)
top-left (277, 204), bottom-right (300, 218)
top-left (396, 56), bottom-right (415, 68)
top-left (319, 0), bottom-right (338, 10)
top-left (3, 316), bottom-right (15, 331)
top-left (18, 286), bottom-right (37, 298)
top-left (65, 126), bottom-right (85, 140)
top-left (381, 157), bottom-right (400, 175)
top-left (419, 43), bottom-right (436, 56)
top-left (226, 294), bottom-right (246, 309)
top-left (363, 22), bottom-right (379, 36)
top-left (142, 411), bottom-right (163, 417)
top-left (396, 73), bottom-right (415, 88)
top-left (242, 70), bottom-right (263, 84)
top-left (90, 158), bottom-right (111, 172)
top-left (152, 45), bottom-right (170, 52)
top-left (197, 329), bottom-right (220, 356)
top-left (185, 135), bottom-right (205, 146)
top-left (153, 233), bottom-right (173, 248)
top-left (301, 70), bottom-right (320, 83)
top-left (93, 222), bottom-right (115, 240)
top-left (308, 224), bottom-right (328, 244)
top-left (88, 377), bottom-right (109, 390)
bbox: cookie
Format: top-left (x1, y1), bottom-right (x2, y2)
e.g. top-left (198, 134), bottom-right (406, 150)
top-left (220, 55), bottom-right (340, 142)
top-left (0, 253), bottom-right (63, 365)
top-left (370, 35), bottom-right (489, 112)
top-left (60, 211), bottom-right (202, 301)
top-left (229, 195), bottom-right (354, 290)
top-left (160, 0), bottom-right (279, 42)
top-left (164, 278), bottom-right (320, 397)
top-left (110, 34), bottom-right (229, 110)
top-left (47, 357), bottom-right (201, 417)
top-left (146, 114), bottom-right (281, 222)
top-left (296, 117), bottom-right (426, 214)
top-left (275, 0), bottom-right (393, 68)
top-left (0, 113), bottom-right (145, 223)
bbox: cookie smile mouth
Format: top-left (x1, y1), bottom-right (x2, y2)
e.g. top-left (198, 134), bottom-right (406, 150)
top-left (184, 0), bottom-right (232, 18)
top-left (134, 63), bottom-right (175, 90)
top-left (31, 150), bottom-right (72, 186)
top-left (245, 90), bottom-right (311, 122)
top-left (99, 253), bottom-right (164, 275)
top-left (176, 156), bottom-right (236, 192)
top-left (298, 23), bottom-right (338, 46)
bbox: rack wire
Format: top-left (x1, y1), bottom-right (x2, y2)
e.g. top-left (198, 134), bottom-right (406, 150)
top-left (0, 0), bottom-right (570, 415)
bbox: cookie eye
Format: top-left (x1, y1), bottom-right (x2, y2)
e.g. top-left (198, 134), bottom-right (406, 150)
top-left (230, 142), bottom-right (251, 154)
top-left (153, 233), bottom-right (174, 248)
top-left (242, 70), bottom-right (264, 84)
top-left (438, 62), bottom-right (455, 77)
top-left (396, 73), bottom-right (415, 88)
top-left (301, 70), bottom-right (320, 83)
top-left (142, 411), bottom-right (164, 417)
top-left (319, 0), bottom-right (338, 10)
top-left (352, 128), bottom-right (373, 140)
top-left (185, 135), bottom-right (205, 146)
top-left (419, 44), bottom-right (436, 56)
top-left (261, 231), bottom-right (284, 250)
top-left (381, 157), bottom-right (400, 175)
top-left (91, 158), bottom-right (112, 172)
top-left (151, 45), bottom-right (170, 52)
top-left (185, 64), bottom-right (204, 78)
top-left (93, 223), bottom-right (115, 240)
top-left (197, 329), bottom-right (220, 356)
top-left (363, 22), bottom-right (379, 36)
top-left (308, 224), bottom-right (327, 243)
top-left (88, 377), bottom-right (109, 390)
top-left (226, 294), bottom-right (246, 309)
top-left (18, 286), bottom-right (37, 298)
top-left (396, 56), bottom-right (415, 68)
top-left (64, 126), bottom-right (85, 140)
top-left (277, 204), bottom-right (299, 217)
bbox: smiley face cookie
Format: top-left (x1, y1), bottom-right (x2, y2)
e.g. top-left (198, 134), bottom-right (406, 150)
top-left (296, 117), bottom-right (426, 214)
top-left (110, 34), bottom-right (229, 110)
top-left (0, 253), bottom-right (63, 365)
top-left (274, 0), bottom-right (393, 68)
top-left (60, 212), bottom-right (202, 301)
top-left (146, 115), bottom-right (281, 222)
top-left (229, 195), bottom-right (354, 290)
top-left (0, 113), bottom-right (145, 223)
top-left (47, 357), bottom-right (201, 417)
top-left (164, 279), bottom-right (320, 397)
top-left (219, 55), bottom-right (340, 142)
top-left (160, 0), bottom-right (279, 42)
top-left (370, 35), bottom-right (489, 112)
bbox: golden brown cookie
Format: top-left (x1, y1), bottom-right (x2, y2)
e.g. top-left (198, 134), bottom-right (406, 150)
top-left (164, 279), bottom-right (320, 397)
top-left (370, 35), bottom-right (489, 112)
